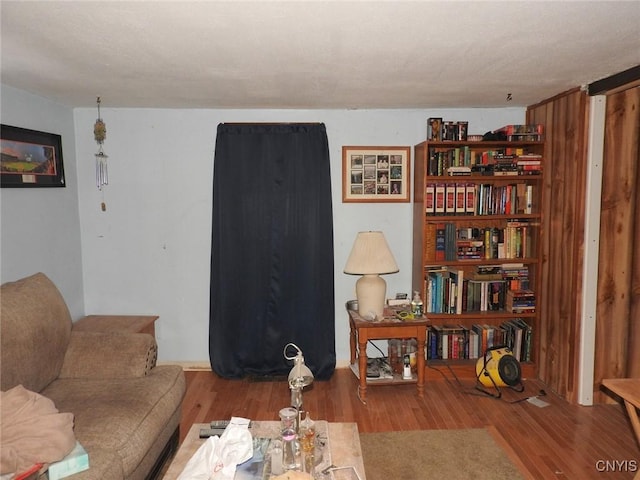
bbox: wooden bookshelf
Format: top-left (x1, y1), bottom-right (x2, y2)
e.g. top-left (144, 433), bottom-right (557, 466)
top-left (412, 137), bottom-right (544, 374)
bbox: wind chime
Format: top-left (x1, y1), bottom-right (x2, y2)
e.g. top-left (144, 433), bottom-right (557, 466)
top-left (94, 96), bottom-right (108, 211)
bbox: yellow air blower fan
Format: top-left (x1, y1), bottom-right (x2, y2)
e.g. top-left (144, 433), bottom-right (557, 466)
top-left (475, 346), bottom-right (524, 398)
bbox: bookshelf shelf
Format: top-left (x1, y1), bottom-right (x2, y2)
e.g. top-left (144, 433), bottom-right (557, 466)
top-left (425, 213), bottom-right (542, 222)
top-left (412, 136), bottom-right (544, 373)
top-left (425, 311), bottom-right (537, 320)
top-left (423, 258), bottom-right (538, 267)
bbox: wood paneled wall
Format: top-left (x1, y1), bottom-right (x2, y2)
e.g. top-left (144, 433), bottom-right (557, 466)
top-left (594, 86), bottom-right (640, 401)
top-left (527, 88), bottom-right (589, 403)
top-left (526, 85), bottom-right (640, 404)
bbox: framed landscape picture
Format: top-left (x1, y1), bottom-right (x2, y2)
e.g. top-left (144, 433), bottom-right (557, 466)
top-left (1, 124), bottom-right (65, 187)
top-left (342, 146), bottom-right (410, 202)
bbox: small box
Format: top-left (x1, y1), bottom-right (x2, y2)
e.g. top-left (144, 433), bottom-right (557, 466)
top-left (427, 117), bottom-right (442, 141)
top-left (47, 442), bottom-right (89, 480)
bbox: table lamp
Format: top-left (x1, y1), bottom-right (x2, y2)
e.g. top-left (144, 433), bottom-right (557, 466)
top-left (284, 343), bottom-right (314, 433)
top-left (344, 231), bottom-right (399, 320)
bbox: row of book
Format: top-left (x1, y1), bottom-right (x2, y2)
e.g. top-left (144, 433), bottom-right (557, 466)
top-left (494, 124), bottom-right (544, 142)
top-left (506, 289), bottom-right (536, 314)
top-left (427, 118), bottom-right (469, 142)
top-left (426, 221), bottom-right (536, 262)
top-left (427, 318), bottom-right (533, 362)
top-left (424, 265), bottom-right (532, 314)
top-left (426, 148), bottom-right (543, 177)
top-left (425, 182), bottom-right (535, 216)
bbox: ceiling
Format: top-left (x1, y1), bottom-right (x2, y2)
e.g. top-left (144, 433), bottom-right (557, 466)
top-left (2, 1), bottom-right (639, 109)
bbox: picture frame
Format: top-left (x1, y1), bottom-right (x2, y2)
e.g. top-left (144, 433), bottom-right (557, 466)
top-left (342, 146), bottom-right (410, 202)
top-left (1, 124), bottom-right (65, 187)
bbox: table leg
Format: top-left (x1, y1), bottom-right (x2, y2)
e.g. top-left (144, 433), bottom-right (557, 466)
top-left (416, 336), bottom-right (426, 398)
top-left (349, 320), bottom-right (356, 366)
top-left (623, 400), bottom-right (640, 448)
top-left (358, 338), bottom-right (368, 402)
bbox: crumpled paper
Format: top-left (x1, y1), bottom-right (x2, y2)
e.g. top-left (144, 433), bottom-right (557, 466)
top-left (178, 417), bottom-right (253, 480)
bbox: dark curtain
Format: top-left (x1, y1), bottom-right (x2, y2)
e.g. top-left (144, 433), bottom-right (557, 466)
top-left (210, 123), bottom-right (335, 380)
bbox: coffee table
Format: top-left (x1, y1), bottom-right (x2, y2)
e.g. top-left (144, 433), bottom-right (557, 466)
top-left (162, 421), bottom-right (366, 479)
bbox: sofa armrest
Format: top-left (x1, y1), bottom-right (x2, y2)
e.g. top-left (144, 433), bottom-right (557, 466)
top-left (59, 332), bottom-right (158, 379)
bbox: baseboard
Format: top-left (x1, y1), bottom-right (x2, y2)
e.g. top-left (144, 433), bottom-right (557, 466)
top-left (157, 361), bottom-right (212, 371)
top-left (157, 359), bottom-right (352, 371)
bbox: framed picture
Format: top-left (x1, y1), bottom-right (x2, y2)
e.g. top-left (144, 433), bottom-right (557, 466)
top-left (342, 146), bottom-right (410, 202)
top-left (1, 124), bottom-right (65, 187)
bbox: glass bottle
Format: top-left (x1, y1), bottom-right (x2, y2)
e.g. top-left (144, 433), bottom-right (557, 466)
top-left (270, 439), bottom-right (283, 475)
top-left (279, 407), bottom-right (300, 471)
top-left (299, 412), bottom-right (316, 475)
top-left (411, 291), bottom-right (423, 316)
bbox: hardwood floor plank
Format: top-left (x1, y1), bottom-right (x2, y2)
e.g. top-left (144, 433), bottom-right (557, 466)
top-left (177, 368), bottom-right (640, 479)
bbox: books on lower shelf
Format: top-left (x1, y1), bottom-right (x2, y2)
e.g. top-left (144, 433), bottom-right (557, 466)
top-left (424, 265), bottom-right (533, 314)
top-left (427, 319), bottom-right (533, 362)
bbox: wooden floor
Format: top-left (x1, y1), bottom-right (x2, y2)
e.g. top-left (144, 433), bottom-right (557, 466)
top-left (179, 367), bottom-right (640, 479)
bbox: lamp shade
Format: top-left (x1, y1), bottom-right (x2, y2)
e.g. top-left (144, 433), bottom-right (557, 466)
top-left (344, 231), bottom-right (399, 275)
top-left (344, 231), bottom-right (399, 319)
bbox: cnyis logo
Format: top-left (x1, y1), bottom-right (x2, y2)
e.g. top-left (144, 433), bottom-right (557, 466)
top-left (595, 460), bottom-right (638, 472)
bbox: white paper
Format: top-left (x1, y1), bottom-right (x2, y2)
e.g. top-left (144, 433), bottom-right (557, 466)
top-left (527, 396), bottom-right (550, 408)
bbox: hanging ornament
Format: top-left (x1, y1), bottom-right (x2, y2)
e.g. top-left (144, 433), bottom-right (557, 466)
top-left (94, 96), bottom-right (108, 191)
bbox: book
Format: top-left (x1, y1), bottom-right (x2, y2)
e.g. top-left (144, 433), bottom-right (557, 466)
top-left (446, 166), bottom-right (471, 176)
top-left (448, 269), bottom-right (464, 314)
top-left (48, 442), bottom-right (89, 480)
top-left (525, 185), bottom-right (533, 214)
top-left (424, 222), bottom-right (437, 261)
top-left (427, 117), bottom-right (442, 141)
top-left (455, 183), bottom-right (466, 215)
top-left (425, 183), bottom-right (435, 215)
top-left (445, 184), bottom-right (456, 214)
top-left (435, 184), bottom-right (445, 214)
top-left (444, 223), bottom-right (457, 261)
top-left (465, 183), bottom-right (476, 214)
top-left (435, 223), bottom-right (446, 261)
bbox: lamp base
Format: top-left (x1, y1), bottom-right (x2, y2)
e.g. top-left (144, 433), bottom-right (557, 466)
top-left (356, 274), bottom-right (387, 320)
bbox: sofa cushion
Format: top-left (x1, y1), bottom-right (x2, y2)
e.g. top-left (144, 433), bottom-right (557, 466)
top-left (42, 365), bottom-right (185, 478)
top-left (0, 273), bottom-right (72, 392)
top-left (59, 332), bottom-right (158, 379)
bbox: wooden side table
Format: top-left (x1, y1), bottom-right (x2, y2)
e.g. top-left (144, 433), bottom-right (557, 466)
top-left (348, 308), bottom-right (429, 403)
top-left (602, 378), bottom-right (640, 449)
top-left (73, 315), bottom-right (159, 339)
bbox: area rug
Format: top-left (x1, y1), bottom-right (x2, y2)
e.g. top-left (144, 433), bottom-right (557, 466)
top-left (359, 428), bottom-right (525, 480)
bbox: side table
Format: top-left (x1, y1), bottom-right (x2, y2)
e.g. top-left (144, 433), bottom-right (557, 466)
top-left (348, 308), bottom-right (429, 403)
top-left (602, 378), bottom-right (640, 449)
top-left (73, 315), bottom-right (159, 339)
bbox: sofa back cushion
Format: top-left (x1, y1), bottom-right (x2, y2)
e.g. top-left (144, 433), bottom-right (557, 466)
top-left (1, 273), bottom-right (72, 392)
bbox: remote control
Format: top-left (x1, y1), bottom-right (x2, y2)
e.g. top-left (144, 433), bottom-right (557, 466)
top-left (199, 428), bottom-right (225, 438)
top-left (209, 419), bottom-right (251, 428)
top-left (210, 420), bottom-right (230, 429)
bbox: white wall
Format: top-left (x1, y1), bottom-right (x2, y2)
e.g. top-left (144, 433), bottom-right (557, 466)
top-left (0, 85), bottom-right (84, 317)
top-left (73, 107), bottom-right (525, 364)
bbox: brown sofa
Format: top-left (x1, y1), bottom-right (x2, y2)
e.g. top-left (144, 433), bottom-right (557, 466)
top-left (0, 273), bottom-right (186, 479)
